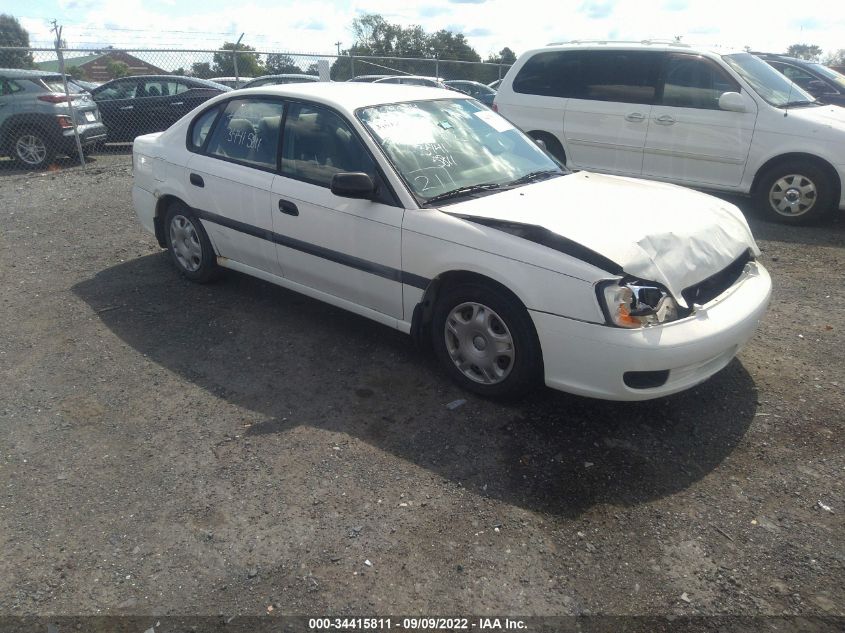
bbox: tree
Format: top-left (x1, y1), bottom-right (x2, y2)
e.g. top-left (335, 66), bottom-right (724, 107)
top-left (486, 47), bottom-right (517, 65)
top-left (106, 60), bottom-right (129, 78)
top-left (0, 14), bottom-right (35, 69)
top-left (212, 41), bottom-right (264, 77)
top-left (172, 66), bottom-right (186, 76)
top-left (266, 53), bottom-right (301, 75)
top-left (786, 43), bottom-right (823, 61)
top-left (191, 62), bottom-right (214, 78)
top-left (824, 49), bottom-right (845, 67)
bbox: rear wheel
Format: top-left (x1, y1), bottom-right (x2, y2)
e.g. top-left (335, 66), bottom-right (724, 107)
top-left (164, 202), bottom-right (220, 283)
top-left (754, 162), bottom-right (835, 225)
top-left (529, 131), bottom-right (566, 164)
top-left (432, 282), bottom-right (542, 398)
top-left (11, 130), bottom-right (55, 169)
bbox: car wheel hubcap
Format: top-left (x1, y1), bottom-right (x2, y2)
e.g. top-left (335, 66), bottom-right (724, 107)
top-left (169, 215), bottom-right (203, 272)
top-left (15, 135), bottom-right (47, 165)
top-left (444, 301), bottom-right (514, 385)
top-left (770, 174), bottom-right (817, 217)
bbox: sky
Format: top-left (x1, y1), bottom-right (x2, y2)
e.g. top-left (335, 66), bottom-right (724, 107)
top-left (4, 0), bottom-right (845, 61)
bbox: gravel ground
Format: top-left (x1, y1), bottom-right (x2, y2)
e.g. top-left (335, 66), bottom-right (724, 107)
top-left (0, 160), bottom-right (843, 627)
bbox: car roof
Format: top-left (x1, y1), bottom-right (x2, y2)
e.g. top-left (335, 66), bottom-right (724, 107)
top-left (231, 82), bottom-right (464, 113)
top-left (250, 74), bottom-right (319, 80)
top-left (0, 68), bottom-right (64, 79)
top-left (535, 40), bottom-right (746, 58)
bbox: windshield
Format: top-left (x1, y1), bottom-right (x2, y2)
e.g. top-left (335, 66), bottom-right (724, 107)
top-left (722, 53), bottom-right (815, 106)
top-left (809, 63), bottom-right (845, 91)
top-left (358, 98), bottom-right (563, 204)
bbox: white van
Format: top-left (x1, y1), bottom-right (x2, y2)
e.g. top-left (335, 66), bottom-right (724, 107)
top-left (494, 41), bottom-right (845, 224)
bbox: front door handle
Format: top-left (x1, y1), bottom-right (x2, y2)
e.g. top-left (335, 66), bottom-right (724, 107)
top-left (119, 105), bottom-right (134, 111)
top-left (278, 199), bottom-right (299, 216)
top-left (189, 173), bottom-right (204, 187)
top-left (171, 101), bottom-right (184, 106)
top-left (625, 112), bottom-right (646, 122)
top-left (655, 114), bottom-right (676, 125)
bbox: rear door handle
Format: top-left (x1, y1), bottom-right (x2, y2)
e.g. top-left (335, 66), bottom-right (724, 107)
top-left (119, 105), bottom-right (134, 110)
top-left (189, 173), bottom-right (204, 187)
top-left (655, 114), bottom-right (676, 125)
top-left (171, 101), bottom-right (184, 106)
top-left (278, 199), bottom-right (299, 216)
top-left (625, 112), bottom-right (646, 122)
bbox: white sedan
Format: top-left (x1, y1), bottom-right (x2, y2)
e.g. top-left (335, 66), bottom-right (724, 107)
top-left (132, 83), bottom-right (771, 400)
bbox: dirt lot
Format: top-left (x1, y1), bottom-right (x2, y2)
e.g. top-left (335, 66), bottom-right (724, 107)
top-left (0, 160), bottom-right (843, 628)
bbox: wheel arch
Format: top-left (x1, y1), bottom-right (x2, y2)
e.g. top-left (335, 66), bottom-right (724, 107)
top-left (410, 269), bottom-right (537, 350)
top-left (751, 152), bottom-right (841, 202)
top-left (526, 129), bottom-right (566, 164)
top-left (153, 194), bottom-right (185, 247)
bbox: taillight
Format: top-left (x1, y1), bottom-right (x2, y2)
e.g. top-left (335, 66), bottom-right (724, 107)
top-left (39, 94), bottom-right (73, 103)
top-left (56, 115), bottom-right (73, 129)
top-left (492, 103), bottom-right (498, 112)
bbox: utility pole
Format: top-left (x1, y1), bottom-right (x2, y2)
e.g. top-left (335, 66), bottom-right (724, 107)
top-left (51, 20), bottom-right (85, 167)
top-left (232, 32), bottom-right (244, 87)
top-left (334, 41), bottom-right (342, 56)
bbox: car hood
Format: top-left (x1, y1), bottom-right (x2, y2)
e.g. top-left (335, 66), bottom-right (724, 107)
top-left (441, 172), bottom-right (760, 307)
top-left (781, 103), bottom-right (845, 128)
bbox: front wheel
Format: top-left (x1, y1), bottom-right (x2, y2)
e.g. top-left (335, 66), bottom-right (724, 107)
top-left (432, 283), bottom-right (542, 398)
top-left (754, 162), bottom-right (835, 225)
top-left (11, 130), bottom-right (55, 169)
top-left (164, 202), bottom-right (220, 283)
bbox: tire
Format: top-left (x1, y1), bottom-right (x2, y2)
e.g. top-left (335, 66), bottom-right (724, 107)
top-left (754, 161), bottom-right (835, 225)
top-left (11, 129), bottom-right (55, 169)
top-left (529, 131), bottom-right (566, 164)
top-left (163, 202), bottom-right (220, 283)
top-left (431, 282), bottom-right (543, 398)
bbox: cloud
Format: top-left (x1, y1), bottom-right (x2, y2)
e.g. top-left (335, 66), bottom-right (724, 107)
top-left (296, 19), bottom-right (327, 30)
top-left (663, 0), bottom-right (688, 10)
top-left (579, 1), bottom-right (616, 19)
top-left (420, 6), bottom-right (450, 16)
top-left (466, 27), bottom-right (492, 36)
top-left (448, 0), bottom-right (487, 4)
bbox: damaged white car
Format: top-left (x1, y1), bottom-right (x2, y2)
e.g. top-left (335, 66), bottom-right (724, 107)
top-left (132, 83), bottom-right (771, 400)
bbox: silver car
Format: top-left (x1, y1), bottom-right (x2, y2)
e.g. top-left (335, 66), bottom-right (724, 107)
top-left (0, 68), bottom-right (107, 169)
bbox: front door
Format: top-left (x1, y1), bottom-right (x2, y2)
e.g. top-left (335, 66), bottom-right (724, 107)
top-left (270, 102), bottom-right (404, 319)
top-left (643, 54), bottom-right (757, 187)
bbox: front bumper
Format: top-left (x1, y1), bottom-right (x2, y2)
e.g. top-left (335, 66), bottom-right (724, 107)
top-left (532, 262), bottom-right (772, 401)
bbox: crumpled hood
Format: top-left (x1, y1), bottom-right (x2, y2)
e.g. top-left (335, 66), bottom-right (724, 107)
top-left (442, 172), bottom-right (760, 307)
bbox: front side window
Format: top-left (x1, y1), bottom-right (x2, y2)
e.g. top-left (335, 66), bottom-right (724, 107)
top-left (722, 53), bottom-right (816, 107)
top-left (205, 98), bottom-right (284, 168)
top-left (96, 80), bottom-right (137, 101)
top-left (358, 98), bottom-right (562, 204)
top-left (282, 103), bottom-right (377, 187)
top-left (808, 63), bottom-right (845, 91)
top-left (661, 55), bottom-right (739, 109)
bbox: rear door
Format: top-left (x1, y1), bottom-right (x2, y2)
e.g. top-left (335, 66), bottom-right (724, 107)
top-left (185, 97), bottom-right (285, 276)
top-left (563, 50), bottom-right (662, 175)
top-left (643, 53), bottom-right (757, 187)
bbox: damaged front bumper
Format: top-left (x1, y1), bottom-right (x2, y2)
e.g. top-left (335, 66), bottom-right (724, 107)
top-left (531, 261), bottom-right (772, 401)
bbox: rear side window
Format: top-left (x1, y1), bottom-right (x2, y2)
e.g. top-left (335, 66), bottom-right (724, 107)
top-left (189, 106), bottom-right (221, 151)
top-left (205, 98), bottom-right (284, 169)
top-left (579, 51), bottom-right (661, 104)
top-left (660, 55), bottom-right (739, 109)
top-left (512, 51), bottom-right (580, 98)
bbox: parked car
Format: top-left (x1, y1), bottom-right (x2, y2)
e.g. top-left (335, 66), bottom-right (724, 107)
top-left (488, 79), bottom-right (502, 90)
top-left (90, 75), bottom-right (229, 143)
top-left (494, 41), bottom-right (845, 224)
top-left (242, 74), bottom-right (319, 88)
top-left (752, 53), bottom-right (845, 106)
top-left (374, 75), bottom-right (448, 88)
top-left (70, 78), bottom-right (101, 91)
top-left (132, 83), bottom-right (770, 400)
top-left (444, 79), bottom-right (497, 105)
top-left (347, 74), bottom-right (396, 83)
top-left (0, 68), bottom-right (107, 169)
top-left (210, 76), bottom-right (253, 89)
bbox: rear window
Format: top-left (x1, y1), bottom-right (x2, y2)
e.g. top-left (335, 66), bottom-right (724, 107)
top-left (41, 77), bottom-right (86, 94)
top-left (513, 51), bottom-right (580, 98)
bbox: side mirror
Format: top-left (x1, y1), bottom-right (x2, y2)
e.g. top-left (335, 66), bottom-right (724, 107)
top-left (718, 91), bottom-right (746, 113)
top-left (331, 172), bottom-right (376, 199)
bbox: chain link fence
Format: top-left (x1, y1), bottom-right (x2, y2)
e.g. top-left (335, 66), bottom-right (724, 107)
top-left (0, 46), bottom-right (510, 172)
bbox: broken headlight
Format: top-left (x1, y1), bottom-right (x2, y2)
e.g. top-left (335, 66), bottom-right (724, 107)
top-left (599, 280), bottom-right (680, 328)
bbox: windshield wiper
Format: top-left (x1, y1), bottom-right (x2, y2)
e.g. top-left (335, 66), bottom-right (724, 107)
top-left (505, 169), bottom-right (563, 187)
top-left (423, 183), bottom-right (501, 205)
top-left (779, 99), bottom-right (819, 108)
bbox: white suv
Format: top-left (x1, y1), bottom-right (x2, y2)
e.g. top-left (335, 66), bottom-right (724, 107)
top-left (494, 41), bottom-right (845, 224)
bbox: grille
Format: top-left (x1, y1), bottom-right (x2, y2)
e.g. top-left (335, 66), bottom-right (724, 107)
top-left (681, 250), bottom-right (752, 307)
